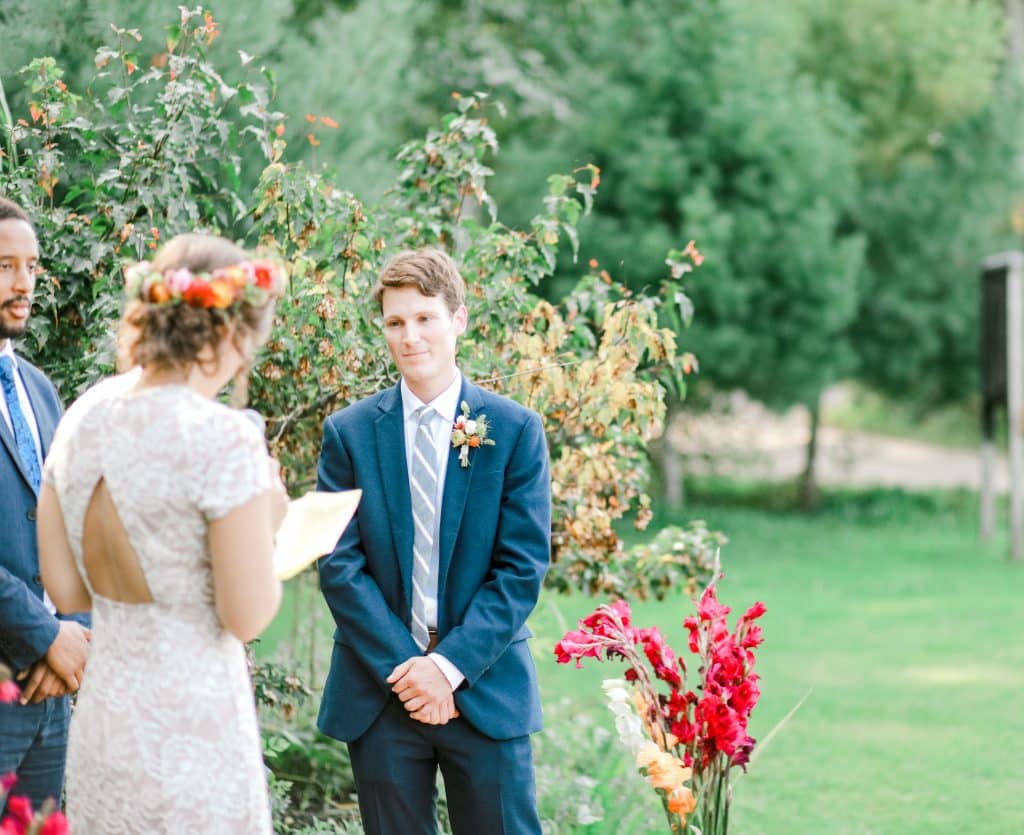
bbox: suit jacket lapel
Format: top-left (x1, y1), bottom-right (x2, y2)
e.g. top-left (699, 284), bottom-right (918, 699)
top-left (0, 415), bottom-right (33, 492)
top-left (22, 366), bottom-right (58, 458)
top-left (437, 377), bottom-right (482, 617)
top-left (374, 385), bottom-right (414, 613)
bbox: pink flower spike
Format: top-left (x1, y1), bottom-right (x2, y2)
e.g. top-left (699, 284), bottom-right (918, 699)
top-left (5, 794), bottom-right (33, 827)
top-left (39, 811), bottom-right (70, 835)
top-left (697, 585), bottom-right (731, 622)
top-left (0, 681), bottom-right (18, 704)
top-left (0, 772), bottom-right (15, 792)
top-left (741, 601), bottom-right (767, 622)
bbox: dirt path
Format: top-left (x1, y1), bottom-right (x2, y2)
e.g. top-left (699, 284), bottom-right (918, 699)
top-left (669, 394), bottom-right (1008, 493)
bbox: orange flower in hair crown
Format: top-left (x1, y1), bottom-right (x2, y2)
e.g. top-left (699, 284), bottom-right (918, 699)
top-left (124, 258), bottom-right (285, 310)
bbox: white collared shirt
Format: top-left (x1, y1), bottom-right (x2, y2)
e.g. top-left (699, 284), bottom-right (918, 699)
top-left (0, 340), bottom-right (43, 467)
top-left (0, 339), bottom-right (55, 615)
top-left (399, 371), bottom-right (465, 690)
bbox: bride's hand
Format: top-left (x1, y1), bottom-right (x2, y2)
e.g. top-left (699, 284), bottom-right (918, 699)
top-left (267, 459), bottom-right (289, 533)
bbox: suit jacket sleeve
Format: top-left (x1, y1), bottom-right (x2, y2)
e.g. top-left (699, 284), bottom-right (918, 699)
top-left (317, 417), bottom-right (422, 689)
top-left (0, 562), bottom-right (60, 671)
top-left (435, 411), bottom-right (551, 687)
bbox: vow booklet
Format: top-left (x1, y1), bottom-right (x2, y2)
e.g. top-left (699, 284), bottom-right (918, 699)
top-left (272, 489), bottom-right (362, 580)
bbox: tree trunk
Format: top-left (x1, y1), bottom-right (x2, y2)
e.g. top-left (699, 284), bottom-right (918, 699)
top-left (662, 400), bottom-right (685, 509)
top-left (799, 394), bottom-right (821, 510)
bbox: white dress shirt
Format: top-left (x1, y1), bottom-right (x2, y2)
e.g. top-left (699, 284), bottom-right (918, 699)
top-left (399, 372), bottom-right (465, 690)
top-left (1, 339), bottom-right (55, 614)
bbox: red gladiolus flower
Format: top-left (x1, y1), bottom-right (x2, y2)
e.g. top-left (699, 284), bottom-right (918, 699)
top-left (553, 632), bottom-right (600, 667)
top-left (730, 676), bottom-right (760, 715)
top-left (741, 601), bottom-right (766, 622)
top-left (0, 772), bottom-right (15, 792)
top-left (697, 585), bottom-right (730, 622)
top-left (683, 616), bottom-right (700, 653)
top-left (741, 623), bottom-right (764, 649)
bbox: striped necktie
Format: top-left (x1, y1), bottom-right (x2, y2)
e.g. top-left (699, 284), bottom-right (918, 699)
top-left (0, 356), bottom-right (41, 492)
top-left (409, 406), bottom-right (439, 651)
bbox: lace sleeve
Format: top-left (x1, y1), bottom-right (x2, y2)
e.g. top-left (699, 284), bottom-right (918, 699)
top-left (43, 370), bottom-right (143, 489)
top-left (194, 409), bottom-right (273, 520)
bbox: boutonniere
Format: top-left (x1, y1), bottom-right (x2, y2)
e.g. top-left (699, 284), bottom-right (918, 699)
top-left (451, 400), bottom-right (496, 467)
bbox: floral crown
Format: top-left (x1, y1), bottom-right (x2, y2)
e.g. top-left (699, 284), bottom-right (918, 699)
top-left (124, 258), bottom-right (285, 310)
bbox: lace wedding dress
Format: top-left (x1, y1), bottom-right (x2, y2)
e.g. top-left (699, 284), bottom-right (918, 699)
top-left (43, 374), bottom-right (273, 834)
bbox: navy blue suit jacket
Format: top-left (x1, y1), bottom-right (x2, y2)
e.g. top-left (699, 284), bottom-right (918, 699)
top-left (316, 377), bottom-right (551, 742)
top-left (0, 354), bottom-right (83, 673)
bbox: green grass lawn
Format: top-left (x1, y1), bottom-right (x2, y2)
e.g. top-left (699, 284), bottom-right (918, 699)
top-left (527, 491), bottom-right (1024, 834)
top-left (262, 488), bottom-right (1024, 834)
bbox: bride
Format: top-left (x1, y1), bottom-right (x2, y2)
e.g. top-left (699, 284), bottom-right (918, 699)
top-left (37, 233), bottom-right (287, 833)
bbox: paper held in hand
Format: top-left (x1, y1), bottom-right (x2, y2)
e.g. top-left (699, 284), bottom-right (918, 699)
top-left (272, 489), bottom-right (362, 580)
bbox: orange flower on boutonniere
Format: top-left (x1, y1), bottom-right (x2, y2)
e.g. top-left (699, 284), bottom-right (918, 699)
top-left (451, 400), bottom-right (495, 467)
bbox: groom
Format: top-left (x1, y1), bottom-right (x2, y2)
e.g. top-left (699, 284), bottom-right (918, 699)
top-left (317, 248), bottom-right (550, 834)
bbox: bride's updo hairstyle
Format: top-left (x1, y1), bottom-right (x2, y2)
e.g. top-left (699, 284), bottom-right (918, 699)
top-left (119, 233), bottom-right (284, 373)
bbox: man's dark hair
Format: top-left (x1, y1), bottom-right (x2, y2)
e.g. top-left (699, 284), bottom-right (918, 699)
top-left (0, 197), bottom-right (33, 228)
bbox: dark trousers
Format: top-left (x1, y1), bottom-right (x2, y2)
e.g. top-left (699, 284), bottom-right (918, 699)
top-left (0, 695), bottom-right (69, 812)
top-left (348, 696), bottom-right (542, 835)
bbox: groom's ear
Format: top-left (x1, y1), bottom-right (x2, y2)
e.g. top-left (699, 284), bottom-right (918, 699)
top-left (453, 304), bottom-right (468, 336)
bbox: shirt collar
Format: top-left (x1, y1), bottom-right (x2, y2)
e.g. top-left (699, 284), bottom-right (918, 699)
top-left (0, 340), bottom-right (16, 363)
top-left (400, 372), bottom-right (463, 425)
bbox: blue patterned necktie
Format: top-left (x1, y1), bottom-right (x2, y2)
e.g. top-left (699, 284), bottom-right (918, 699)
top-left (409, 406), bottom-right (439, 651)
top-left (0, 356), bottom-right (41, 491)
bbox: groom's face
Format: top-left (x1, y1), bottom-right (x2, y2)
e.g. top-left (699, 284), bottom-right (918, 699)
top-left (382, 285), bottom-right (467, 393)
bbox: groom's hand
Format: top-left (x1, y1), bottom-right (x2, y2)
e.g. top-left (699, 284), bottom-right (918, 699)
top-left (387, 656), bottom-right (460, 725)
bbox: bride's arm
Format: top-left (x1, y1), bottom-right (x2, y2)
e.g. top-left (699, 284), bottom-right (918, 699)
top-left (38, 483), bottom-right (91, 613)
top-left (208, 478), bottom-right (286, 643)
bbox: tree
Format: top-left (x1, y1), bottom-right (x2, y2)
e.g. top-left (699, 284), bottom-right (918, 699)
top-left (471, 0), bottom-right (865, 504)
top-left (797, 0), bottom-right (1021, 408)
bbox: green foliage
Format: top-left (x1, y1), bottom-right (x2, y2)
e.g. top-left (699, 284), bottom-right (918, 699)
top-left (478, 0), bottom-right (866, 415)
top-left (0, 10), bottom-right (285, 395)
top-left (1, 8), bottom-right (716, 599)
top-left (797, 0), bottom-right (1021, 407)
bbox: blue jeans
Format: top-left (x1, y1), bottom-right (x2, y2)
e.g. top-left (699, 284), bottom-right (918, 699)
top-left (0, 695), bottom-right (69, 813)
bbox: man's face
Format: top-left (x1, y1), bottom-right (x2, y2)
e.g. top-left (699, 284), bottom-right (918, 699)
top-left (381, 286), bottom-right (467, 395)
top-left (0, 219), bottom-right (39, 341)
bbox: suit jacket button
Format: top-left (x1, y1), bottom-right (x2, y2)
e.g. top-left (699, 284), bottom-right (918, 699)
top-left (26, 509), bottom-right (37, 521)
top-left (33, 574), bottom-right (42, 585)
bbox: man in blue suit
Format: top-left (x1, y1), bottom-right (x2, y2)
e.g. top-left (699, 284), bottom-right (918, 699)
top-left (317, 248), bottom-right (550, 834)
top-left (0, 198), bottom-right (90, 809)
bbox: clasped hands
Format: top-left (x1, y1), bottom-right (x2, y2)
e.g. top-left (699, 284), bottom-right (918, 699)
top-left (387, 656), bottom-right (459, 726)
top-left (17, 620), bottom-right (91, 704)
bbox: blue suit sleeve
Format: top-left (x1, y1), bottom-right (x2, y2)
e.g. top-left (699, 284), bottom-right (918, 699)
top-left (317, 417), bottom-right (422, 689)
top-left (435, 411), bottom-right (551, 687)
top-left (0, 562), bottom-right (60, 671)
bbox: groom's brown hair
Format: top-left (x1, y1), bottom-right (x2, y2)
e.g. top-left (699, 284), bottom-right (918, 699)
top-left (372, 248), bottom-right (465, 314)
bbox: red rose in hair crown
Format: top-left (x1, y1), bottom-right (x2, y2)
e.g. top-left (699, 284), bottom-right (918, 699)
top-left (124, 258), bottom-right (285, 310)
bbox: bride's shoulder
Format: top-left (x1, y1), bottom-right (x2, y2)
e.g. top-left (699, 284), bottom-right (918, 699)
top-left (61, 368), bottom-right (144, 428)
top-left (187, 398), bottom-right (265, 452)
